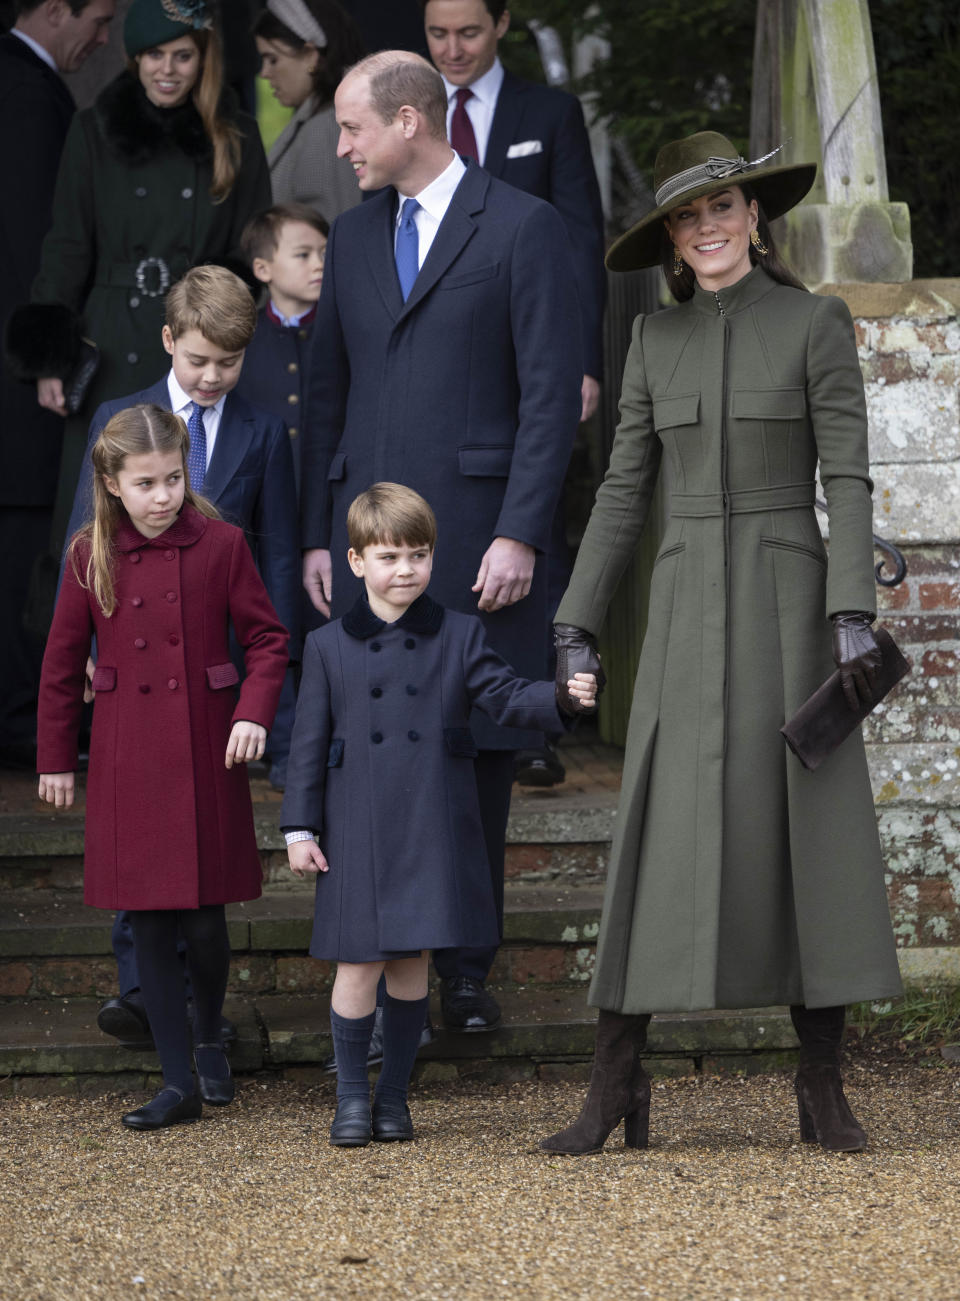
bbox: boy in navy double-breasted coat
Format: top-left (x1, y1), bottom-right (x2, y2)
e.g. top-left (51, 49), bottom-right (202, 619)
top-left (281, 484), bottom-right (596, 1147)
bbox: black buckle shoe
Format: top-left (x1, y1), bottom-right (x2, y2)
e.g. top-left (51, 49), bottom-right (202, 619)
top-left (329, 1096), bottom-right (372, 1147)
top-left (440, 976), bottom-right (501, 1032)
top-left (97, 994), bottom-right (155, 1051)
top-left (122, 1086), bottom-right (202, 1131)
top-left (194, 1043), bottom-right (235, 1106)
top-left (372, 1098), bottom-right (414, 1142)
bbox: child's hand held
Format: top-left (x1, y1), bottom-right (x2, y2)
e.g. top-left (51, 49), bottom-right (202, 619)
top-left (38, 773), bottom-right (75, 808)
top-left (566, 672), bottom-right (598, 710)
top-left (288, 840), bottom-right (329, 878)
top-left (225, 721), bottom-right (267, 768)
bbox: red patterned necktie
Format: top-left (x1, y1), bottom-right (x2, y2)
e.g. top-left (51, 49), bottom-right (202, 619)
top-left (450, 87), bottom-right (479, 162)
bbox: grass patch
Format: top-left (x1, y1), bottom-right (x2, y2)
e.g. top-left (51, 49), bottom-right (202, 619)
top-left (850, 987), bottom-right (960, 1045)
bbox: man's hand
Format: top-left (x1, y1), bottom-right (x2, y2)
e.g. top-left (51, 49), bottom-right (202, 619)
top-left (37, 377), bottom-right (67, 416)
top-left (39, 773), bottom-right (75, 808)
top-left (288, 839), bottom-right (329, 878)
top-left (303, 548), bottom-right (332, 617)
top-left (225, 721), bottom-right (267, 768)
top-left (472, 537), bottom-right (536, 612)
top-left (581, 374), bottom-right (600, 423)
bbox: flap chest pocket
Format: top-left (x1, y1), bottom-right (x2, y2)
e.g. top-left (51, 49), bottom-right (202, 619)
top-left (444, 727), bottom-right (478, 758)
top-left (732, 388), bottom-right (807, 420)
top-left (458, 446), bottom-right (513, 478)
top-left (439, 263), bottom-right (500, 291)
top-left (327, 738), bottom-right (344, 768)
top-left (653, 393), bottom-right (700, 430)
top-left (91, 665), bottom-right (116, 692)
top-left (206, 662), bottom-right (240, 690)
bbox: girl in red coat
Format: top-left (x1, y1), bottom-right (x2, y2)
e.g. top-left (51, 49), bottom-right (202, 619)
top-left (37, 404), bottom-right (288, 1130)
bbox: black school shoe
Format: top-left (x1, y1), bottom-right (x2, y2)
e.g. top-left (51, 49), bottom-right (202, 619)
top-left (121, 1086), bottom-right (202, 1130)
top-left (372, 1098), bottom-right (414, 1142)
top-left (97, 993), bottom-right (154, 1050)
top-left (513, 743), bottom-right (566, 787)
top-left (440, 976), bottom-right (502, 1032)
top-left (329, 1097), bottom-right (373, 1147)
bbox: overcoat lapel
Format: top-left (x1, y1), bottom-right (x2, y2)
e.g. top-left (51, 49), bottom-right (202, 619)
top-left (398, 163), bottom-right (489, 318)
top-left (482, 71), bottom-right (525, 177)
top-left (362, 188), bottom-right (405, 320)
top-left (203, 393), bottom-right (255, 499)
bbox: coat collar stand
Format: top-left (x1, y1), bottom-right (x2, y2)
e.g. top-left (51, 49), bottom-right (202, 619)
top-left (342, 592), bottom-right (445, 640)
top-left (691, 264), bottom-right (778, 317)
top-left (113, 504), bottom-right (208, 553)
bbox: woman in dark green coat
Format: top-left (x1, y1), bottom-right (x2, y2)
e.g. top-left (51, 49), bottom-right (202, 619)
top-left (6, 0), bottom-right (270, 544)
top-left (543, 132), bottom-right (901, 1157)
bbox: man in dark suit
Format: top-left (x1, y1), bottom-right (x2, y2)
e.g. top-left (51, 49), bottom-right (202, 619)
top-left (422, 0), bottom-right (607, 785)
top-left (0, 0), bottom-right (114, 765)
top-left (301, 51), bottom-right (582, 1030)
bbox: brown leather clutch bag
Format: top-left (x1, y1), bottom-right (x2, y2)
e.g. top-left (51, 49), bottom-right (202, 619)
top-left (780, 627), bottom-right (911, 771)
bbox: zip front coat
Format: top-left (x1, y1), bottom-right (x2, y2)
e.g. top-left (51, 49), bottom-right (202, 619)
top-left (556, 267), bottom-right (901, 1014)
top-left (37, 508), bottom-right (288, 911)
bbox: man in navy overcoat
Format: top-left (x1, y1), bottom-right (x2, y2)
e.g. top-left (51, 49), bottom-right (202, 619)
top-left (300, 50), bottom-right (582, 1030)
top-left (0, 0), bottom-right (114, 765)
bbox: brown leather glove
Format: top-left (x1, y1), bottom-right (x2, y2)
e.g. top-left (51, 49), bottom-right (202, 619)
top-left (831, 611), bottom-right (882, 710)
top-left (554, 623), bottom-right (607, 716)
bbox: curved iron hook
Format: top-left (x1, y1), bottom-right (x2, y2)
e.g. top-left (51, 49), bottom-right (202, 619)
top-left (815, 497), bottom-right (908, 587)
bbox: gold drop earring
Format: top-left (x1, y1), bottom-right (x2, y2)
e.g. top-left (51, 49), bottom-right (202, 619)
top-left (672, 245), bottom-right (684, 275)
top-left (750, 229), bottom-right (768, 255)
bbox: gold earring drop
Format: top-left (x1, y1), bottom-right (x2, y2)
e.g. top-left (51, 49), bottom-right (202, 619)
top-left (750, 230), bottom-right (768, 255)
top-left (672, 246), bottom-right (684, 275)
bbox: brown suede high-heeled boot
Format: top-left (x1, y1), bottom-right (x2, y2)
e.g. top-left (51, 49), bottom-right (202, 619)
top-left (791, 1004), bottom-right (866, 1152)
top-left (540, 1010), bottom-right (652, 1155)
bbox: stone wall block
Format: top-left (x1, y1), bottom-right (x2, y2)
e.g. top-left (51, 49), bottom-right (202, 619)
top-left (870, 464), bottom-right (960, 543)
top-left (226, 954), bottom-right (275, 995)
top-left (275, 956), bottom-right (333, 993)
top-left (865, 378), bottom-right (960, 462)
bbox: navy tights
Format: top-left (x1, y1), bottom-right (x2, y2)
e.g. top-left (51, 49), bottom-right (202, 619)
top-left (129, 905), bottom-right (230, 1095)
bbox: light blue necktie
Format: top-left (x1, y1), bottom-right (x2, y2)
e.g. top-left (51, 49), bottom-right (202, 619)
top-left (186, 402), bottom-right (207, 492)
top-left (395, 198), bottom-right (421, 301)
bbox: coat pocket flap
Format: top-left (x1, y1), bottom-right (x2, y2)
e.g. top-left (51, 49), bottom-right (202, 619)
top-left (732, 387), bottom-right (807, 420)
top-left (206, 662), bottom-right (240, 690)
top-left (327, 738), bottom-right (345, 768)
top-left (652, 393), bottom-right (700, 430)
top-left (439, 263), bottom-right (500, 291)
top-left (444, 727), bottom-right (478, 758)
top-left (327, 452), bottom-right (347, 481)
top-left (90, 665), bottom-right (116, 692)
top-left (458, 445), bottom-right (513, 478)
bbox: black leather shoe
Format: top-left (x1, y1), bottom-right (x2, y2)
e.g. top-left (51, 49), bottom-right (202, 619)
top-left (97, 993), bottom-right (155, 1050)
top-left (513, 743), bottom-right (566, 787)
top-left (329, 1096), bottom-right (372, 1147)
top-left (194, 1043), bottom-right (235, 1106)
top-left (373, 1098), bottom-right (414, 1142)
top-left (440, 976), bottom-right (501, 1032)
top-left (322, 1008), bottom-right (436, 1073)
top-left (122, 1086), bottom-right (202, 1130)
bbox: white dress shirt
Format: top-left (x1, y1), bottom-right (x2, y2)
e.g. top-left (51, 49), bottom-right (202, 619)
top-left (395, 152), bottom-right (467, 271)
top-left (167, 370), bottom-right (225, 471)
top-left (442, 58), bottom-right (504, 166)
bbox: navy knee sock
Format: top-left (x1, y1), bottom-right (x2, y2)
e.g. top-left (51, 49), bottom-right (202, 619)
top-left (374, 993), bottom-right (430, 1107)
top-left (330, 1008), bottom-right (377, 1100)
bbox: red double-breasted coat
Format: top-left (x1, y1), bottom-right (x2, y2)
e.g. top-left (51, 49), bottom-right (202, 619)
top-left (37, 507), bottom-right (288, 910)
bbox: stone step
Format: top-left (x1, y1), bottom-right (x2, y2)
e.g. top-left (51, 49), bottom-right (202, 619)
top-left (0, 989), bottom-right (800, 1092)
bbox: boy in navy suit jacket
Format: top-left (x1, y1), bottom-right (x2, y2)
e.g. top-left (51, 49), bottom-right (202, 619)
top-left (236, 204), bottom-right (328, 497)
top-left (64, 265), bottom-right (299, 1049)
top-left (282, 483), bottom-right (597, 1146)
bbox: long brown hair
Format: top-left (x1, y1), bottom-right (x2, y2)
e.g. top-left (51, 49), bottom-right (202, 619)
top-left (129, 27), bottom-right (242, 200)
top-left (660, 185), bottom-right (808, 302)
top-left (70, 404), bottom-right (219, 618)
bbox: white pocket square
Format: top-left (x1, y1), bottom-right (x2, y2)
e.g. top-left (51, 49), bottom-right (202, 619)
top-left (506, 140), bottom-right (543, 158)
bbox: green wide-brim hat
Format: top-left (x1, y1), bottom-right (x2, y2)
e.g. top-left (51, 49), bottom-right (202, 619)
top-left (124, 0), bottom-right (212, 58)
top-left (606, 130), bottom-right (817, 272)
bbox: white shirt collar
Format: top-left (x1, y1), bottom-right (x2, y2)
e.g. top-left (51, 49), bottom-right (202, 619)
top-left (397, 152), bottom-right (466, 226)
top-left (442, 57), bottom-right (504, 109)
top-left (11, 28), bottom-right (60, 74)
top-left (166, 369), bottom-right (227, 420)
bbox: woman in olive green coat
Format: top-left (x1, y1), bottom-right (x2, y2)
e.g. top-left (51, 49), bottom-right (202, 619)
top-left (543, 133), bottom-right (901, 1158)
top-left (6, 0), bottom-right (270, 546)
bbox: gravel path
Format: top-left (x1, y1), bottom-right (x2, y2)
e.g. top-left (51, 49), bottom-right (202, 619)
top-left (2, 1050), bottom-right (959, 1300)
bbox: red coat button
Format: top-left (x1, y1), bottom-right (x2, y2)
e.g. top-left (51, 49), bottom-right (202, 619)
top-left (167, 678), bottom-right (179, 690)
top-left (131, 596), bottom-right (143, 607)
top-left (130, 554), bottom-right (141, 564)
top-left (166, 592), bottom-right (177, 602)
top-left (164, 550), bottom-right (175, 561)
top-left (169, 635), bottom-right (180, 646)
top-left (134, 638), bottom-right (147, 649)
top-left (138, 684), bottom-right (150, 694)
